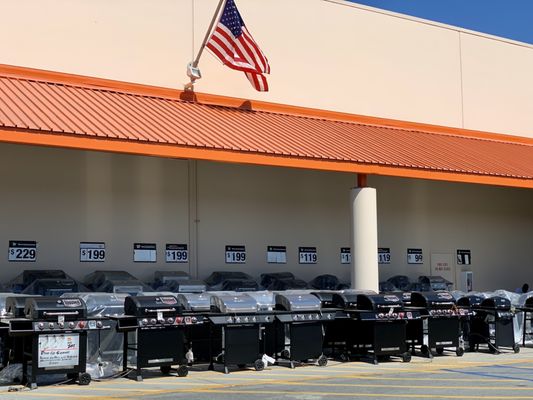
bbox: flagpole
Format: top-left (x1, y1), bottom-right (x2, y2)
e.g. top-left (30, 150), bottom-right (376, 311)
top-left (186, 0), bottom-right (227, 90)
top-left (193, 0), bottom-right (227, 68)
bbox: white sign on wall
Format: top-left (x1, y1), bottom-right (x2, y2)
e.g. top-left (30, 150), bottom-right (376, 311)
top-left (340, 247), bottom-right (351, 264)
top-left (38, 334), bottom-right (80, 368)
top-left (378, 247), bottom-right (391, 264)
top-left (407, 248), bottom-right (423, 264)
top-left (8, 240), bottom-right (37, 262)
top-left (80, 242), bottom-right (106, 262)
top-left (133, 243), bottom-right (157, 262)
top-left (267, 246), bottom-right (286, 264)
top-left (225, 245), bottom-right (246, 264)
top-left (165, 244), bottom-right (188, 263)
top-left (299, 247), bottom-right (317, 264)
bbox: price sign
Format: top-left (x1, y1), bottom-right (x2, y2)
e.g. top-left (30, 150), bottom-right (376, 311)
top-left (407, 248), bottom-right (423, 264)
top-left (457, 249), bottom-right (471, 265)
top-left (133, 243), bottom-right (156, 262)
top-left (378, 247), bottom-right (391, 264)
top-left (225, 245), bottom-right (246, 264)
top-left (8, 240), bottom-right (37, 262)
top-left (340, 247), bottom-right (351, 264)
top-left (299, 247), bottom-right (317, 264)
top-left (267, 246), bottom-right (287, 264)
top-left (166, 244), bottom-right (188, 263)
top-left (80, 242), bottom-right (105, 262)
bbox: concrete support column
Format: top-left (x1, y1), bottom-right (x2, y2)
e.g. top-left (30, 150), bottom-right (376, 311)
top-left (350, 185), bottom-right (379, 292)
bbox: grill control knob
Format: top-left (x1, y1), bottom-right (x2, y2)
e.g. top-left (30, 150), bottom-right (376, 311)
top-left (48, 322), bottom-right (55, 329)
top-left (158, 318), bottom-right (165, 325)
top-left (141, 318), bottom-right (148, 326)
top-left (68, 322), bottom-right (75, 329)
top-left (235, 317), bottom-right (241, 323)
top-left (392, 313), bottom-right (398, 318)
top-left (244, 317), bottom-right (249, 322)
top-left (58, 322), bottom-right (65, 329)
top-left (378, 313), bottom-right (384, 319)
top-left (167, 317), bottom-right (174, 324)
top-left (252, 316), bottom-right (257, 322)
top-left (175, 317), bottom-right (183, 324)
top-left (38, 322), bottom-right (44, 330)
top-left (191, 317), bottom-right (197, 324)
top-left (293, 315), bottom-right (298, 321)
top-left (78, 321), bottom-right (86, 329)
top-left (150, 318), bottom-right (157, 325)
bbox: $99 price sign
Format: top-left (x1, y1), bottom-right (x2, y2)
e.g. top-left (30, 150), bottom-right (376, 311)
top-left (80, 242), bottom-right (106, 262)
top-left (8, 240), bottom-right (37, 262)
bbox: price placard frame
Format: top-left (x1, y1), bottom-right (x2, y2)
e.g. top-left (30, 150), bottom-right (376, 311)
top-left (340, 247), bottom-right (351, 264)
top-left (225, 245), bottom-right (246, 264)
top-left (133, 243), bottom-right (157, 263)
top-left (8, 240), bottom-right (37, 262)
top-left (378, 247), bottom-right (391, 264)
top-left (407, 248), bottom-right (423, 264)
top-left (165, 244), bottom-right (188, 263)
top-left (457, 249), bottom-right (472, 265)
top-left (267, 245), bottom-right (287, 264)
top-left (298, 247), bottom-right (317, 264)
top-left (80, 242), bottom-right (106, 263)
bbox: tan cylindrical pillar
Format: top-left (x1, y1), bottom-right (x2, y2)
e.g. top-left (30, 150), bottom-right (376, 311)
top-left (350, 187), bottom-right (379, 292)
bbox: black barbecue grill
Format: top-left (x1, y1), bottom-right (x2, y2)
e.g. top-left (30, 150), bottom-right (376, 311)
top-left (6, 297), bottom-right (102, 389)
top-left (517, 295), bottom-right (533, 346)
top-left (466, 296), bottom-right (519, 353)
top-left (273, 292), bottom-right (331, 368)
top-left (208, 292), bottom-right (273, 374)
top-left (333, 292), bottom-right (414, 364)
top-left (407, 291), bottom-right (465, 357)
top-left (114, 295), bottom-right (188, 380)
top-left (176, 293), bottom-right (212, 365)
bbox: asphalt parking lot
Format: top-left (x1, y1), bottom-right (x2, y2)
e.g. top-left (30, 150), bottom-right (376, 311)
top-left (3, 348), bottom-right (533, 399)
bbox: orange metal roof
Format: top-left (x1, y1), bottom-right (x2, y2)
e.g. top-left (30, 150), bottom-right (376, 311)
top-left (0, 64), bottom-right (533, 188)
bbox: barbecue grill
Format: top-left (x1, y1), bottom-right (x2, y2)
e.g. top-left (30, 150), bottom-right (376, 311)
top-left (176, 293), bottom-right (212, 365)
top-left (208, 292), bottom-right (273, 374)
top-left (152, 271), bottom-right (190, 290)
top-left (114, 295), bottom-right (188, 380)
top-left (273, 292), bottom-right (331, 368)
top-left (406, 291), bottom-right (465, 357)
top-left (466, 296), bottom-right (519, 353)
top-left (9, 270), bottom-right (68, 293)
top-left (7, 297), bottom-right (102, 389)
top-left (517, 294), bottom-right (533, 346)
top-left (22, 279), bottom-right (85, 296)
top-left (204, 271), bottom-right (256, 291)
top-left (333, 292), bottom-right (414, 364)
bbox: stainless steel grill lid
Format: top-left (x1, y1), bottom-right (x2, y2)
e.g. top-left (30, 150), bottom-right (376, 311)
top-left (61, 292), bottom-right (127, 317)
top-left (177, 293), bottom-right (212, 312)
top-left (210, 293), bottom-right (258, 313)
top-left (246, 291), bottom-right (276, 311)
top-left (275, 293), bottom-right (321, 312)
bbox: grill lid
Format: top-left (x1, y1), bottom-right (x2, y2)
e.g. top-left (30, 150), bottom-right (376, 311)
top-left (410, 291), bottom-right (456, 309)
top-left (210, 293), bottom-right (258, 313)
top-left (61, 292), bottom-right (127, 317)
top-left (177, 293), bottom-right (212, 312)
top-left (332, 289), bottom-right (377, 309)
top-left (357, 294), bottom-right (403, 311)
top-left (24, 297), bottom-right (87, 320)
top-left (479, 296), bottom-right (511, 311)
top-left (246, 291), bottom-right (276, 311)
top-left (4, 295), bottom-right (41, 318)
top-left (457, 295), bottom-right (485, 308)
top-left (275, 293), bottom-right (321, 311)
top-left (124, 295), bottom-right (182, 317)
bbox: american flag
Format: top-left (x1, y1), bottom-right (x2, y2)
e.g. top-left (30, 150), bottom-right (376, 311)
top-left (206, 0), bottom-right (270, 91)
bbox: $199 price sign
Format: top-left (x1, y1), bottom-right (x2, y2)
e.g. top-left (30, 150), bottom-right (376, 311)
top-left (166, 244), bottom-right (188, 263)
top-left (225, 245), bottom-right (246, 264)
top-left (80, 242), bottom-right (105, 262)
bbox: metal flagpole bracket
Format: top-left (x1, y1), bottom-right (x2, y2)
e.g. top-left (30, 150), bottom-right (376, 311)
top-left (185, 62), bottom-right (202, 91)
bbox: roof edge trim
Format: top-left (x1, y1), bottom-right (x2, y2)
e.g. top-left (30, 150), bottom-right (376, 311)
top-left (1, 129), bottom-right (531, 190)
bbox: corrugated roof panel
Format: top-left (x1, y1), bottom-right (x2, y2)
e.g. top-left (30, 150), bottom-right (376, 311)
top-left (0, 70), bottom-right (532, 187)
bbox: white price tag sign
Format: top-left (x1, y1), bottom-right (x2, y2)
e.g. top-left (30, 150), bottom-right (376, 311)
top-left (166, 244), bottom-right (188, 263)
top-left (8, 240), bottom-right (37, 262)
top-left (267, 246), bottom-right (286, 264)
top-left (407, 248), bottom-right (423, 264)
top-left (80, 242), bottom-right (105, 262)
top-left (340, 247), bottom-right (351, 264)
top-left (225, 245), bottom-right (246, 264)
top-left (299, 247), bottom-right (317, 264)
top-left (38, 334), bottom-right (80, 368)
top-left (378, 248), bottom-right (391, 264)
top-left (133, 243), bottom-right (157, 262)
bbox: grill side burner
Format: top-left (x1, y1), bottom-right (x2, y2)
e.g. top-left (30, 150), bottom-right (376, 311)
top-left (6, 297), bottom-right (102, 389)
top-left (115, 295), bottom-right (188, 380)
top-left (407, 291), bottom-right (465, 357)
top-left (208, 293), bottom-right (273, 374)
top-left (468, 296), bottom-right (519, 354)
top-left (273, 292), bottom-right (331, 368)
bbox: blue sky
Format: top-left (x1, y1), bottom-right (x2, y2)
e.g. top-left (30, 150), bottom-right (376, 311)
top-left (349, 0), bottom-right (533, 45)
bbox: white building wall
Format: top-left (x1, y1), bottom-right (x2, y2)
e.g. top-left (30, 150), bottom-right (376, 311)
top-left (0, 0), bottom-right (532, 137)
top-left (1, 143), bottom-right (531, 291)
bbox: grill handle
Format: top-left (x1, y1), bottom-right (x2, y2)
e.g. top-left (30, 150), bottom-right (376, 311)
top-left (144, 308), bottom-right (176, 313)
top-left (42, 311), bottom-right (79, 317)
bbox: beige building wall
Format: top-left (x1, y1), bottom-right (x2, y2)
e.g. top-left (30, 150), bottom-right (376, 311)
top-left (0, 0), bottom-right (532, 137)
top-left (1, 143), bottom-right (531, 291)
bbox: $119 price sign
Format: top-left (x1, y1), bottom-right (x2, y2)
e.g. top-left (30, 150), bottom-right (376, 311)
top-left (299, 247), bottom-right (317, 264)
